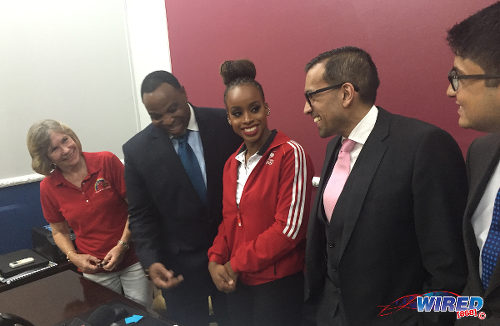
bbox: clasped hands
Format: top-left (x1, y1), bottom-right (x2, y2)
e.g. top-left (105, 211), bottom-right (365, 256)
top-left (208, 261), bottom-right (238, 293)
top-left (69, 244), bottom-right (126, 273)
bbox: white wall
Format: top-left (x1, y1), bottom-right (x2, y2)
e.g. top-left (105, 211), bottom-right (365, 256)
top-left (125, 0), bottom-right (172, 129)
top-left (0, 0), bottom-right (171, 187)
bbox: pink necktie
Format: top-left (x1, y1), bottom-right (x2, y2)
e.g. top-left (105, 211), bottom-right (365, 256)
top-left (323, 139), bottom-right (356, 222)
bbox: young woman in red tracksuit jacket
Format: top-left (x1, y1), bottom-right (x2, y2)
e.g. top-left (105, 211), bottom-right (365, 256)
top-left (208, 59), bottom-right (314, 326)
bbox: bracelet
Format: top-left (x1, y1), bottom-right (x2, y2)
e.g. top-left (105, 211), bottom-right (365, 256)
top-left (66, 250), bottom-right (76, 260)
top-left (118, 239), bottom-right (129, 250)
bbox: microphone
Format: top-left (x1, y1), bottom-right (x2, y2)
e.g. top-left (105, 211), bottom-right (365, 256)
top-left (86, 305), bottom-right (116, 326)
top-left (113, 307), bottom-right (129, 320)
top-left (67, 304), bottom-right (131, 326)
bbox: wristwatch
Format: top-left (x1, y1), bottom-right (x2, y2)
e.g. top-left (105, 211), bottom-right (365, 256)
top-left (118, 239), bottom-right (129, 250)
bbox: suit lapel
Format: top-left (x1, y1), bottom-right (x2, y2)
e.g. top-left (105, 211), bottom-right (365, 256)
top-left (333, 108), bottom-right (390, 261)
top-left (469, 136), bottom-right (500, 295)
top-left (316, 137), bottom-right (342, 222)
top-left (149, 123), bottom-right (199, 202)
top-left (149, 124), bottom-right (182, 172)
top-left (465, 136), bottom-right (500, 223)
top-left (306, 136), bottom-right (341, 298)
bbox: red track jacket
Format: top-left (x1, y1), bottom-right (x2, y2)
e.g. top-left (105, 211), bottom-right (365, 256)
top-left (208, 131), bottom-right (314, 285)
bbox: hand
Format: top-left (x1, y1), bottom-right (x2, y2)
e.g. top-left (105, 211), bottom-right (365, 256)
top-left (208, 261), bottom-right (236, 293)
top-left (69, 253), bottom-right (101, 273)
top-left (148, 262), bottom-right (184, 289)
top-left (224, 261), bottom-right (238, 282)
top-left (101, 245), bottom-right (126, 271)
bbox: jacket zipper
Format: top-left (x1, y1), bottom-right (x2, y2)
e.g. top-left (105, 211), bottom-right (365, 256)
top-left (237, 210), bottom-right (242, 227)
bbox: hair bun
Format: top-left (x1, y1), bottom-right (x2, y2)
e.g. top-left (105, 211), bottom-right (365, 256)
top-left (220, 59), bottom-right (256, 85)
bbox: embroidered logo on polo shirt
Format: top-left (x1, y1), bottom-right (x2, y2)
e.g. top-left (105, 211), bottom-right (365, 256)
top-left (95, 178), bottom-right (110, 193)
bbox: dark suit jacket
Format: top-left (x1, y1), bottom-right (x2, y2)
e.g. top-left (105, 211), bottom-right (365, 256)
top-left (305, 108), bottom-right (468, 326)
top-left (122, 106), bottom-right (241, 279)
top-left (456, 133), bottom-right (500, 326)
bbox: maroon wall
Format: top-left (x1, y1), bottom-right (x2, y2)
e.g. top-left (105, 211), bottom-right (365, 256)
top-left (164, 0), bottom-right (495, 171)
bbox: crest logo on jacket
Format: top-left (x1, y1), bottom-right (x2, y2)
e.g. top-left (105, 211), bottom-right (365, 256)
top-left (95, 178), bottom-right (110, 193)
top-left (266, 151), bottom-right (275, 165)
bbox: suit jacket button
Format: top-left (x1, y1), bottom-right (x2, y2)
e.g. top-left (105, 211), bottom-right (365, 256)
top-left (328, 241), bottom-right (335, 248)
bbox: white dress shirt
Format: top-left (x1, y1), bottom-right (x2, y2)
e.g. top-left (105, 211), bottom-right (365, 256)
top-left (344, 105), bottom-right (379, 170)
top-left (472, 159), bottom-right (500, 276)
top-left (235, 150), bottom-right (262, 206)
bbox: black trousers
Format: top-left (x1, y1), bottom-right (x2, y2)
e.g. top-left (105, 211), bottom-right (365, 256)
top-left (162, 285), bottom-right (228, 326)
top-left (316, 277), bottom-right (348, 326)
top-left (227, 272), bottom-right (304, 326)
top-left (161, 250), bottom-right (229, 326)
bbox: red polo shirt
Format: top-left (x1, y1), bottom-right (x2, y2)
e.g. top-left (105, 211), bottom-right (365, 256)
top-left (40, 151), bottom-right (137, 270)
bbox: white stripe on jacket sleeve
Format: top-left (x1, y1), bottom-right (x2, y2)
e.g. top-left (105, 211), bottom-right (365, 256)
top-left (282, 141), bottom-right (308, 240)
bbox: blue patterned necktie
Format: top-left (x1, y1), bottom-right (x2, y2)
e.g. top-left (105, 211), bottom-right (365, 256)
top-left (176, 131), bottom-right (206, 203)
top-left (482, 187), bottom-right (500, 289)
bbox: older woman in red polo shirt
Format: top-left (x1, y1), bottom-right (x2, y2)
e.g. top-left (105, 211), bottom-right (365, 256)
top-left (26, 119), bottom-right (152, 307)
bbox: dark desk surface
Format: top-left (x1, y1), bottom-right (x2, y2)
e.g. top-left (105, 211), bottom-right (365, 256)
top-left (0, 269), bottom-right (167, 326)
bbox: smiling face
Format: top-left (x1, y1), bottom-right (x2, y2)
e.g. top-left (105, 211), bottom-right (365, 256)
top-left (226, 83), bottom-right (270, 153)
top-left (446, 56), bottom-right (500, 132)
top-left (47, 131), bottom-right (82, 172)
top-left (142, 82), bottom-right (191, 136)
top-left (304, 61), bottom-right (348, 138)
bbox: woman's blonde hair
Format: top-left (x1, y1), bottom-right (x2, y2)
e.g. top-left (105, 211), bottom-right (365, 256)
top-left (26, 119), bottom-right (82, 176)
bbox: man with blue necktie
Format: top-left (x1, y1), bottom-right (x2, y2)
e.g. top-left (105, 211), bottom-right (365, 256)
top-left (446, 3), bottom-right (500, 325)
top-left (123, 71), bottom-right (241, 325)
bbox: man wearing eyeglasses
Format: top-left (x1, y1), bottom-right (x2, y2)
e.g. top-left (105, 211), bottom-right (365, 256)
top-left (303, 46), bottom-right (467, 325)
top-left (446, 3), bottom-right (500, 325)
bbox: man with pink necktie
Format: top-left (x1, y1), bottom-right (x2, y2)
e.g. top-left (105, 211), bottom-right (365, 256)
top-left (302, 46), bottom-right (467, 326)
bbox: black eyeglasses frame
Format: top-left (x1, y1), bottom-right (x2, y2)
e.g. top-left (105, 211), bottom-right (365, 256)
top-left (305, 82), bottom-right (359, 107)
top-left (448, 70), bottom-right (500, 92)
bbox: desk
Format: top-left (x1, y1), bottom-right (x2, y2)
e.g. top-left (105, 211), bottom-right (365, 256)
top-left (0, 261), bottom-right (74, 293)
top-left (0, 270), bottom-right (171, 326)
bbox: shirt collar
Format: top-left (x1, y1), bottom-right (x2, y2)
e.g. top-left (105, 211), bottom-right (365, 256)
top-left (236, 129), bottom-right (277, 156)
top-left (187, 103), bottom-right (199, 132)
top-left (235, 150), bottom-right (261, 164)
top-left (347, 105), bottom-right (378, 145)
top-left (82, 152), bottom-right (101, 176)
top-left (49, 168), bottom-right (66, 186)
top-left (49, 152), bottom-right (98, 186)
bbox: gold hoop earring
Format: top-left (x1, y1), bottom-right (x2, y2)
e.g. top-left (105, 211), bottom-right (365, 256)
top-left (227, 118), bottom-right (231, 125)
top-left (266, 108), bottom-right (271, 116)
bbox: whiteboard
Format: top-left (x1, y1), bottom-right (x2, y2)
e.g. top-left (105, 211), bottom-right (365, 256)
top-left (0, 0), bottom-right (140, 181)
